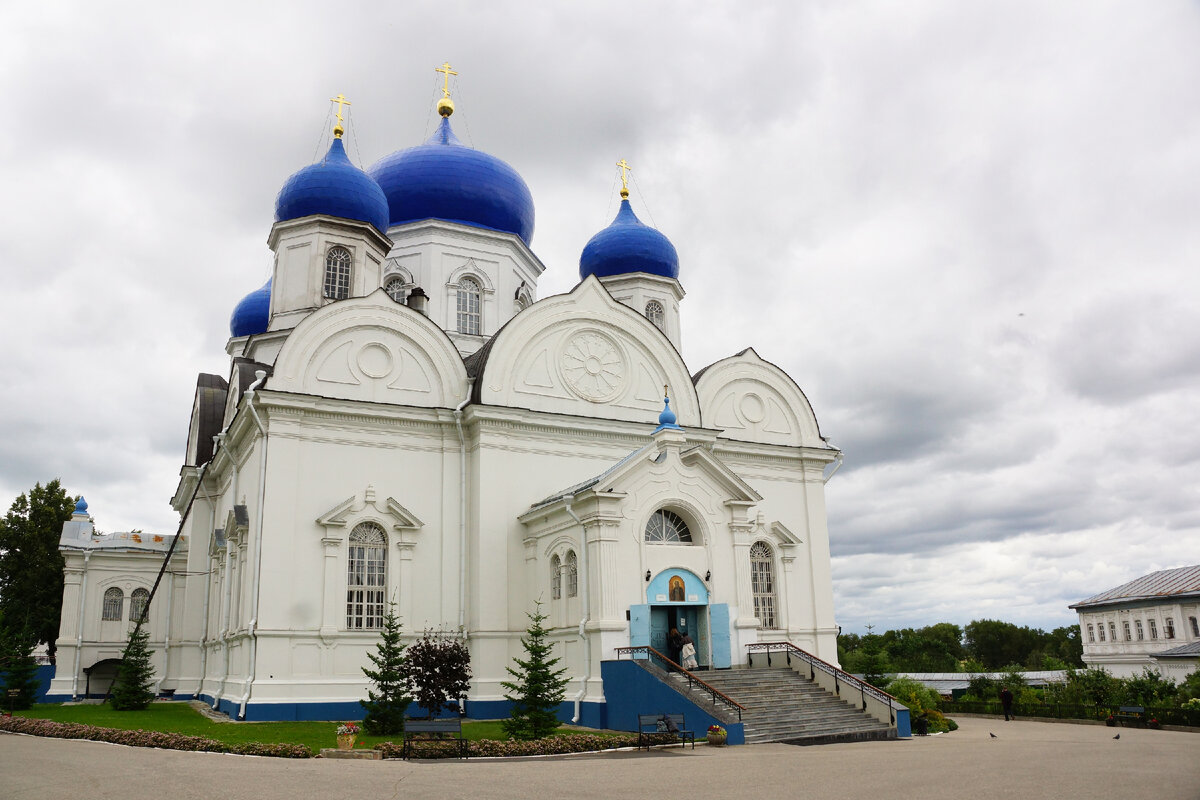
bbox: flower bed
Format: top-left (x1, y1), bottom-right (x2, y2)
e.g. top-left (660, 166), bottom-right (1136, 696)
top-left (376, 732), bottom-right (673, 759)
top-left (0, 716), bottom-right (312, 758)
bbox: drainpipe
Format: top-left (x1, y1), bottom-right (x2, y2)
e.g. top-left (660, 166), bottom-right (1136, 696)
top-left (453, 382), bottom-right (473, 634)
top-left (238, 370), bottom-right (269, 720)
top-left (197, 485), bottom-right (215, 699)
top-left (70, 551), bottom-right (92, 700)
top-left (159, 565), bottom-right (175, 694)
top-left (822, 452), bottom-right (844, 483)
top-left (563, 495), bottom-right (591, 723)
top-left (213, 432), bottom-right (237, 710)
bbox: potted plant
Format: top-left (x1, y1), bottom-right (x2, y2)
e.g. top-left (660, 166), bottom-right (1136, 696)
top-left (1105, 715), bottom-right (1115, 727)
top-left (1148, 718), bottom-right (1161, 730)
top-left (707, 724), bottom-right (727, 746)
top-left (336, 721), bottom-right (360, 749)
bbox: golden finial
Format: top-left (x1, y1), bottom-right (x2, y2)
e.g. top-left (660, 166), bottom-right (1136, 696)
top-left (617, 159), bottom-right (632, 199)
top-left (435, 61), bottom-right (458, 117)
top-left (663, 384), bottom-right (669, 400)
top-left (329, 93), bottom-right (352, 139)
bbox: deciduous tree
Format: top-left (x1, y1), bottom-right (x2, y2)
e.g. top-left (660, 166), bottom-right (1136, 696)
top-left (405, 629), bottom-right (471, 719)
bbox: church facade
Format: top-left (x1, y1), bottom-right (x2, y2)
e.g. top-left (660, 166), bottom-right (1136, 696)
top-left (49, 76), bottom-right (842, 723)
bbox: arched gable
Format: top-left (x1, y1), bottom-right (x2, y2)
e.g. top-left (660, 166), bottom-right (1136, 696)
top-left (270, 289), bottom-right (469, 407)
top-left (477, 277), bottom-right (698, 425)
top-left (694, 348), bottom-right (822, 447)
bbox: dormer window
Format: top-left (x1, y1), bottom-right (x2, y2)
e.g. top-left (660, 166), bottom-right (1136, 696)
top-left (645, 300), bottom-right (665, 331)
top-left (324, 246), bottom-right (352, 299)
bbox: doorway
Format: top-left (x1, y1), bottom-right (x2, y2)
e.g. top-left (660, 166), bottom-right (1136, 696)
top-left (649, 605), bottom-right (708, 668)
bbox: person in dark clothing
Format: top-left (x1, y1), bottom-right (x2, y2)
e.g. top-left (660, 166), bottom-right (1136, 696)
top-left (999, 686), bottom-right (1014, 721)
top-left (668, 628), bottom-right (683, 663)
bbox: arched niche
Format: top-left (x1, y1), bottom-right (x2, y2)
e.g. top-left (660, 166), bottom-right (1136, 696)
top-left (694, 348), bottom-right (823, 447)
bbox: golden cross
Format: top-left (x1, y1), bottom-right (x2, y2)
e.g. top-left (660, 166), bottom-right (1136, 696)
top-left (329, 93), bottom-right (351, 138)
top-left (436, 62), bottom-right (458, 99)
top-left (663, 384), bottom-right (669, 401)
top-left (617, 159), bottom-right (632, 198)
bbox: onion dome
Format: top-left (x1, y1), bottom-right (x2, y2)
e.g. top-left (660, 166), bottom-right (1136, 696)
top-left (230, 279), bottom-right (271, 338)
top-left (579, 199), bottom-right (680, 281)
top-left (368, 117), bottom-right (535, 245)
top-left (73, 497), bottom-right (88, 516)
top-left (655, 394), bottom-right (681, 432)
top-left (274, 138), bottom-right (390, 234)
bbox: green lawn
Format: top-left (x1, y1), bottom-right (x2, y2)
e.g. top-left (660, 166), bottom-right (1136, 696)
top-left (16, 703), bottom-right (621, 753)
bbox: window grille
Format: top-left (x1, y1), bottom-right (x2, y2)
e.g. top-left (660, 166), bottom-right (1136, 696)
top-left (1135, 619), bottom-right (1144, 640)
top-left (102, 587), bottom-right (124, 621)
top-left (129, 588), bottom-right (150, 624)
top-left (550, 555), bottom-right (561, 600)
top-left (324, 246), bottom-right (352, 299)
top-left (457, 277), bottom-right (481, 334)
top-left (645, 300), bottom-right (665, 331)
top-left (1149, 619), bottom-right (1158, 639)
top-left (644, 509), bottom-right (692, 543)
top-left (346, 522), bottom-right (386, 630)
top-left (384, 277), bottom-right (409, 302)
top-left (750, 541), bottom-right (777, 628)
top-left (565, 551), bottom-right (578, 598)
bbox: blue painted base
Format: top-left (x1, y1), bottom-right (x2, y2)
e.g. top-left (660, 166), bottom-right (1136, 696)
top-left (195, 693), bottom-right (607, 725)
top-left (601, 660), bottom-right (745, 744)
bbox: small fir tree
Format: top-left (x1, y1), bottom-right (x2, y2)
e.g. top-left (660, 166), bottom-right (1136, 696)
top-left (110, 624), bottom-right (156, 710)
top-left (502, 602), bottom-right (569, 740)
top-left (405, 629), bottom-right (472, 719)
top-left (360, 603), bottom-right (411, 735)
top-left (0, 627), bottom-right (41, 710)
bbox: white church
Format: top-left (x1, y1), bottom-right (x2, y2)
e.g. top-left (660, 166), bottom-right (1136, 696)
top-left (48, 72), bottom-right (843, 725)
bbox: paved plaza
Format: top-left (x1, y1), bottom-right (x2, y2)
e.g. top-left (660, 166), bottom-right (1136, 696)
top-left (2, 716), bottom-right (1198, 800)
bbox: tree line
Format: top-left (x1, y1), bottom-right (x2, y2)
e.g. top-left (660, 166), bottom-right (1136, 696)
top-left (839, 619), bottom-right (1085, 676)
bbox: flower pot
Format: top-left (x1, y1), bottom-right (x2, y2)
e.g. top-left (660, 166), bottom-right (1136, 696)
top-left (337, 734), bottom-right (357, 750)
top-left (707, 734), bottom-right (727, 747)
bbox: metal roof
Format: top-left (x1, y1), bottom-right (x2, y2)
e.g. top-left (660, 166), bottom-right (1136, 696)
top-left (1070, 565), bottom-right (1200, 609)
top-left (1153, 641), bottom-right (1200, 659)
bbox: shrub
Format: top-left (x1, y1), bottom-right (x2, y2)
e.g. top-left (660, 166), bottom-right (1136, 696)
top-left (375, 732), bottom-right (662, 759)
top-left (0, 716), bottom-right (311, 758)
top-left (886, 677), bottom-right (955, 733)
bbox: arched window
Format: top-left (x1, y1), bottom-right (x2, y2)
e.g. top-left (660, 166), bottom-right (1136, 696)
top-left (346, 522), bottom-right (386, 630)
top-left (129, 588), bottom-right (150, 624)
top-left (324, 246), bottom-right (352, 300)
top-left (645, 300), bottom-right (665, 331)
top-left (457, 277), bottom-right (481, 334)
top-left (565, 551), bottom-right (578, 598)
top-left (550, 554), bottom-right (562, 600)
top-left (102, 587), bottom-right (124, 621)
top-left (750, 542), bottom-right (777, 628)
top-left (384, 276), bottom-right (409, 302)
top-left (645, 509), bottom-right (692, 543)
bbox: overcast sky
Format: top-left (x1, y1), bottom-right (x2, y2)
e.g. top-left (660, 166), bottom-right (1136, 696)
top-left (3, 1), bottom-right (1198, 635)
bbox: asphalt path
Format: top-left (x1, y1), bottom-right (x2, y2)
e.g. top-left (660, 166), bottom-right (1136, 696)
top-left (2, 716), bottom-right (1197, 800)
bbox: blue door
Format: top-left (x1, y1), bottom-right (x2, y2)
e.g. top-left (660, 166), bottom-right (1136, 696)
top-left (650, 607), bottom-right (670, 655)
top-left (630, 604), bottom-right (650, 659)
top-left (710, 603), bottom-right (731, 669)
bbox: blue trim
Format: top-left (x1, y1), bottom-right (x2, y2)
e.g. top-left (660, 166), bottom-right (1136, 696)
top-left (647, 569), bottom-right (709, 605)
top-left (601, 660), bottom-right (744, 744)
top-left (33, 665), bottom-right (55, 702)
top-left (40, 694), bottom-right (73, 704)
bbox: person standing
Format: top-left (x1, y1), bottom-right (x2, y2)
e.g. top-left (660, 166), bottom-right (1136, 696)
top-left (680, 633), bottom-right (699, 670)
top-left (999, 686), bottom-right (1015, 721)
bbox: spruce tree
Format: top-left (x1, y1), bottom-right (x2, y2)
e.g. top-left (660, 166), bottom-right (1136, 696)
top-left (0, 627), bottom-right (40, 710)
top-left (502, 602), bottom-right (568, 740)
top-left (110, 624), bottom-right (156, 710)
top-left (360, 603), bottom-right (411, 735)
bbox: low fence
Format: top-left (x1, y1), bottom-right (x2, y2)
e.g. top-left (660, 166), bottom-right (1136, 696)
top-left (941, 700), bottom-right (1200, 727)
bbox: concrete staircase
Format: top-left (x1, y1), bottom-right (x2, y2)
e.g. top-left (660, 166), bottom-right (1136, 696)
top-left (674, 667), bottom-right (895, 745)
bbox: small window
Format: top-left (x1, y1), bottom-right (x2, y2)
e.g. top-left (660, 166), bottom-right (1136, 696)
top-left (1098, 624), bottom-right (1106, 642)
top-left (324, 246), bottom-right (352, 299)
top-left (1108, 621), bottom-right (1116, 641)
top-left (129, 588), bottom-right (150, 624)
top-left (102, 587), bottom-right (124, 621)
top-left (565, 551), bottom-right (578, 598)
top-left (457, 277), bottom-right (481, 334)
top-left (1148, 619), bottom-right (1158, 639)
top-left (645, 300), bottom-right (665, 331)
top-left (1135, 619), bottom-right (1144, 640)
top-left (384, 277), bottom-right (409, 302)
top-left (1122, 621), bottom-right (1131, 641)
top-left (645, 509), bottom-right (692, 544)
top-left (750, 542), bottom-right (777, 629)
top-left (1165, 618), bottom-right (1175, 639)
top-left (346, 522), bottom-right (386, 630)
top-left (1191, 616), bottom-right (1199, 637)
top-left (1086, 624), bottom-right (1095, 643)
top-left (550, 555), bottom-right (561, 600)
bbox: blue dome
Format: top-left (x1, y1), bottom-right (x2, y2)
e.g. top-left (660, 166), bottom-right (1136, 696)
top-left (579, 199), bottom-right (679, 281)
top-left (274, 138), bottom-right (390, 234)
top-left (74, 497), bottom-right (88, 515)
top-left (368, 118), bottom-right (535, 245)
top-left (655, 396), bottom-right (681, 432)
top-left (230, 279), bottom-right (271, 338)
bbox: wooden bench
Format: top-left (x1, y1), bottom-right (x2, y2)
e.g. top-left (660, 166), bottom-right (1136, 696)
top-left (637, 713), bottom-right (696, 750)
top-left (1114, 706), bottom-right (1145, 728)
top-left (401, 718), bottom-right (468, 759)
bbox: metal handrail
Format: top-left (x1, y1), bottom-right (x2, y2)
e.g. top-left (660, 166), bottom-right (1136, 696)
top-left (747, 641), bottom-right (902, 720)
top-left (615, 645), bottom-right (744, 720)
